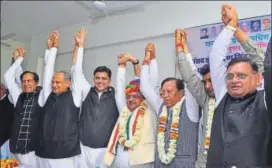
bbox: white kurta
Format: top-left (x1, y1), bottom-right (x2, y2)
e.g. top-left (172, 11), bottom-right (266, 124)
top-left (4, 57), bottom-right (39, 168)
top-left (1, 140), bottom-right (10, 159)
top-left (37, 47), bottom-right (82, 168)
top-left (72, 47), bottom-right (108, 168)
top-left (140, 61), bottom-right (199, 122)
top-left (109, 61), bottom-right (160, 168)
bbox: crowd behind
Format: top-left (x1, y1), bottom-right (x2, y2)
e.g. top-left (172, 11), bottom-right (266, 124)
top-left (0, 4), bottom-right (272, 168)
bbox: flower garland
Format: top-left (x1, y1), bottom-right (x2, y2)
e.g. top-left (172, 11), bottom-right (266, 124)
top-left (118, 101), bottom-right (147, 150)
top-left (157, 98), bottom-right (184, 164)
top-left (0, 159), bottom-right (19, 168)
top-left (204, 98), bottom-right (215, 154)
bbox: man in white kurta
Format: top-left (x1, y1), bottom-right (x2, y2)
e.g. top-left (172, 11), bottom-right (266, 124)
top-left (140, 43), bottom-right (199, 167)
top-left (104, 53), bottom-right (157, 168)
top-left (72, 29), bottom-right (119, 168)
top-left (36, 31), bottom-right (82, 168)
top-left (4, 47), bottom-right (40, 168)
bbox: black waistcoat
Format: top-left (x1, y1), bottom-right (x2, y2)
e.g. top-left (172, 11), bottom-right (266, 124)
top-left (10, 90), bottom-right (41, 154)
top-left (207, 90), bottom-right (270, 168)
top-left (80, 87), bottom-right (119, 148)
top-left (35, 91), bottom-right (80, 159)
top-left (0, 95), bottom-right (15, 146)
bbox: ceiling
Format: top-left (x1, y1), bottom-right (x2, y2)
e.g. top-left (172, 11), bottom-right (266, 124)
top-left (1, 1), bottom-right (150, 44)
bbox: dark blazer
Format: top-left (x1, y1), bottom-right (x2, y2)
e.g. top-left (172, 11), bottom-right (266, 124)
top-left (0, 94), bottom-right (14, 146)
top-left (264, 38), bottom-right (272, 165)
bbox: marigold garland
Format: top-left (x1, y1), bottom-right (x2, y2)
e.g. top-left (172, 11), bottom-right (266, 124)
top-left (204, 98), bottom-right (215, 153)
top-left (157, 98), bottom-right (184, 164)
top-left (0, 159), bottom-right (19, 168)
top-left (118, 101), bottom-right (147, 150)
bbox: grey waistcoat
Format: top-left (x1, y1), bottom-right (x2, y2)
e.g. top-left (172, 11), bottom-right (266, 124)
top-left (155, 99), bottom-right (198, 168)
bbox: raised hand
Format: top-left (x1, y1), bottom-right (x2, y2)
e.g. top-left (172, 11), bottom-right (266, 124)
top-left (144, 43), bottom-right (155, 62)
top-left (51, 31), bottom-right (60, 48)
top-left (75, 27), bottom-right (87, 48)
top-left (13, 47), bottom-right (26, 61)
top-left (17, 47), bottom-right (26, 57)
top-left (146, 43), bottom-right (156, 60)
top-left (175, 29), bottom-right (184, 53)
top-left (47, 31), bottom-right (59, 49)
top-left (180, 30), bottom-right (190, 54)
top-left (118, 53), bottom-right (129, 66)
top-left (47, 32), bottom-right (54, 49)
top-left (221, 4), bottom-right (238, 27)
top-left (13, 48), bottom-right (20, 61)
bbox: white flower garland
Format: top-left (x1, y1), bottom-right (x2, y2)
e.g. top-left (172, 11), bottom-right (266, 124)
top-left (157, 98), bottom-right (183, 164)
top-left (118, 101), bottom-right (147, 150)
top-left (204, 98), bottom-right (215, 154)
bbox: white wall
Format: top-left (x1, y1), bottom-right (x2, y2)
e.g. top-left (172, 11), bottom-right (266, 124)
top-left (1, 40), bottom-right (28, 83)
top-left (26, 1), bottom-right (271, 85)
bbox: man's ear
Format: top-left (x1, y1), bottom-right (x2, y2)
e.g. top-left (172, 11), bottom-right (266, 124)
top-left (179, 89), bottom-right (184, 97)
top-left (66, 80), bottom-right (72, 87)
top-left (256, 72), bottom-right (262, 87)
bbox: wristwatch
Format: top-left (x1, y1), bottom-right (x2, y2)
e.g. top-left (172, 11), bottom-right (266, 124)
top-left (132, 59), bottom-right (139, 65)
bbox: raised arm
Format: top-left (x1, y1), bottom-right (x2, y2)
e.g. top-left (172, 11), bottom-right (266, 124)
top-left (4, 48), bottom-right (25, 105)
top-left (175, 29), bottom-right (208, 107)
top-left (235, 28), bottom-right (265, 73)
top-left (140, 44), bottom-right (161, 113)
top-left (13, 55), bottom-right (23, 86)
top-left (209, 4), bottom-right (240, 105)
top-left (71, 31), bottom-right (91, 102)
top-left (149, 43), bottom-right (160, 96)
top-left (175, 30), bottom-right (199, 122)
top-left (38, 31), bottom-right (59, 107)
top-left (115, 54), bottom-right (128, 112)
top-left (71, 27), bottom-right (87, 107)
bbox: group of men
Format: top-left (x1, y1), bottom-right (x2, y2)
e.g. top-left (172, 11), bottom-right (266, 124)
top-left (0, 4), bottom-right (271, 168)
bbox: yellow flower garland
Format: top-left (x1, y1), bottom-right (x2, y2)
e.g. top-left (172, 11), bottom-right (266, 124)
top-left (0, 159), bottom-right (19, 168)
top-left (157, 98), bottom-right (184, 164)
top-left (118, 101), bottom-right (147, 150)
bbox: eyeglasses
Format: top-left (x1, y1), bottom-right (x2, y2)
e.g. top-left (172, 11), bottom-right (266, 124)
top-left (226, 73), bottom-right (249, 80)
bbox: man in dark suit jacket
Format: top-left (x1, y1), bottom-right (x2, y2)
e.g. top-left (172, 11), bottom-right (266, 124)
top-left (263, 38), bottom-right (272, 165)
top-left (0, 83), bottom-right (14, 146)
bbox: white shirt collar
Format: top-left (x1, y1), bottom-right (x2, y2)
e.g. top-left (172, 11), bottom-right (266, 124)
top-left (1, 94), bottom-right (6, 101)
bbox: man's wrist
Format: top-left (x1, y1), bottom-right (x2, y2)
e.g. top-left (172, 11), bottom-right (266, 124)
top-left (132, 59), bottom-right (139, 65)
top-left (142, 59), bottom-right (150, 65)
top-left (118, 63), bottom-right (126, 67)
top-left (52, 43), bottom-right (58, 48)
top-left (227, 19), bottom-right (238, 28)
top-left (226, 24), bottom-right (237, 32)
top-left (77, 44), bottom-right (84, 48)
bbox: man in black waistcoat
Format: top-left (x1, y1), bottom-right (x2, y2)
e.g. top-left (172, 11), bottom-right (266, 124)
top-left (264, 38), bottom-right (272, 165)
top-left (206, 4), bottom-right (271, 168)
top-left (72, 28), bottom-right (119, 168)
top-left (0, 83), bottom-right (14, 147)
top-left (4, 47), bottom-right (41, 167)
top-left (35, 30), bottom-right (82, 168)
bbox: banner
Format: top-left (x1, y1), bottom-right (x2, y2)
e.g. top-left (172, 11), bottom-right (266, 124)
top-left (186, 14), bottom-right (271, 75)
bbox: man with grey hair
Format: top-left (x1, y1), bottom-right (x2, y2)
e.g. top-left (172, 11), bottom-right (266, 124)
top-left (4, 47), bottom-right (41, 167)
top-left (35, 30), bottom-right (82, 168)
